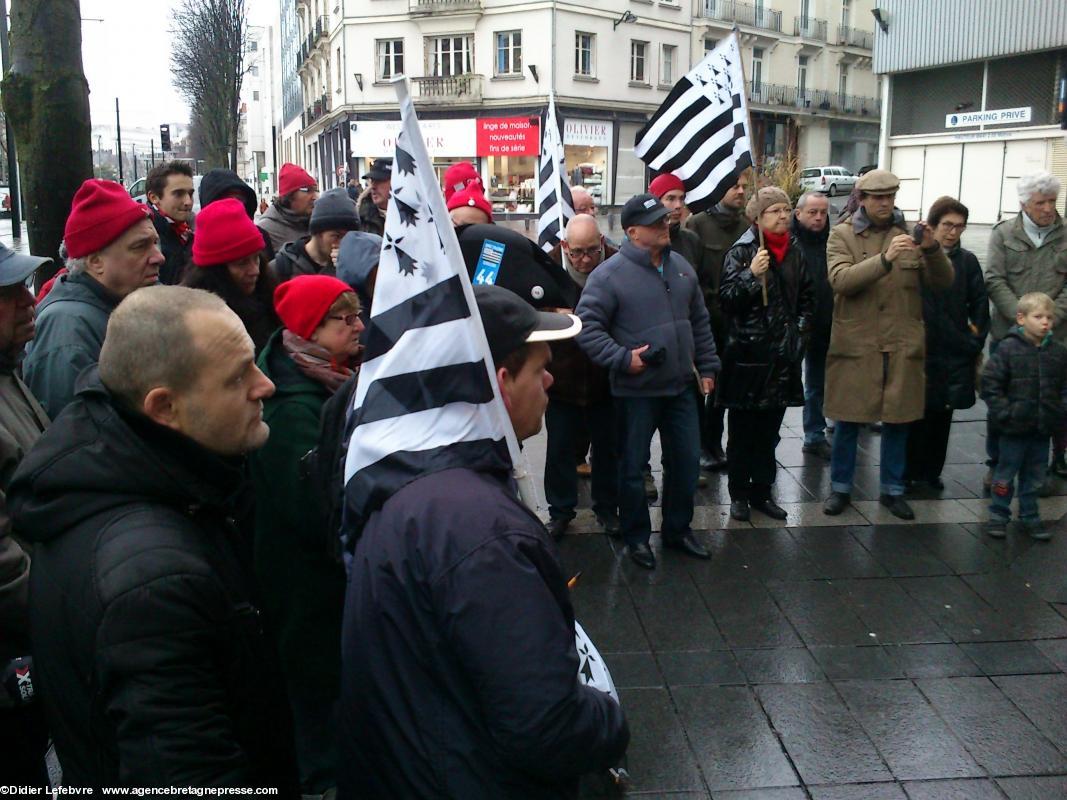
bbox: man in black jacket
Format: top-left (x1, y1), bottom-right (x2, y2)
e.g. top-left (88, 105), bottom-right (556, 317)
top-left (9, 286), bottom-right (299, 792)
top-left (339, 285), bottom-right (629, 799)
top-left (146, 161), bottom-right (195, 284)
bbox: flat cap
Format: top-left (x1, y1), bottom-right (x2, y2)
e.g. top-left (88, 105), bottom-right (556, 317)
top-left (856, 169), bottom-right (899, 195)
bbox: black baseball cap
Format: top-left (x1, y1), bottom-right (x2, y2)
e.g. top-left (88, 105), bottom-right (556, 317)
top-left (474, 284), bottom-right (581, 365)
top-left (621, 193), bottom-right (669, 229)
top-left (362, 157), bottom-right (393, 181)
top-left (0, 243), bottom-right (51, 288)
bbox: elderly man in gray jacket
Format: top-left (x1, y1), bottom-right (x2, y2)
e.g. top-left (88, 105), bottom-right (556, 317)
top-left (576, 193), bottom-right (720, 570)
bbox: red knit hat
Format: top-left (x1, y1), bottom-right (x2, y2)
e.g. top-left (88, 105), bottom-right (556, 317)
top-left (192, 199), bottom-right (265, 267)
top-left (274, 274), bottom-right (353, 340)
top-left (648, 173), bottom-right (686, 199)
top-left (63, 179), bottom-right (151, 258)
top-left (278, 163), bottom-right (318, 196)
top-left (447, 180), bottom-right (493, 221)
top-left (443, 161), bottom-right (479, 201)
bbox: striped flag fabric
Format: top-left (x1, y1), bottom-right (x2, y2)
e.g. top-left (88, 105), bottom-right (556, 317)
top-left (634, 33), bottom-right (753, 214)
top-left (342, 79), bottom-right (517, 532)
top-left (536, 94), bottom-right (574, 252)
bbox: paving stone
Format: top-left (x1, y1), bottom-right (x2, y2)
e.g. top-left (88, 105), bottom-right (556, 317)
top-left (909, 523), bottom-right (1006, 573)
top-left (835, 680), bottom-right (983, 781)
top-left (657, 650), bottom-right (745, 686)
top-left (853, 499), bottom-right (979, 526)
top-left (996, 775), bottom-right (1067, 799)
top-left (1034, 638), bottom-right (1067, 671)
top-left (603, 652), bottom-right (662, 689)
top-left (807, 784), bottom-right (907, 799)
top-left (886, 644), bottom-right (983, 679)
top-left (959, 642), bottom-right (1060, 675)
top-left (787, 528), bottom-right (889, 579)
top-left (571, 582), bottom-right (650, 653)
top-left (809, 646), bottom-right (904, 680)
top-left (672, 685), bottom-right (798, 792)
top-left (629, 579), bottom-right (728, 651)
top-left (896, 576), bottom-right (1019, 642)
top-left (616, 687), bottom-right (706, 794)
top-left (916, 677), bottom-right (1067, 775)
top-left (848, 526), bottom-right (955, 577)
top-left (993, 674), bottom-right (1067, 752)
top-left (756, 683), bottom-right (891, 785)
top-left (558, 534), bottom-right (626, 585)
top-left (724, 529), bottom-right (826, 580)
top-left (696, 580), bottom-right (802, 649)
top-left (734, 648), bottom-right (826, 685)
top-left (901, 778), bottom-right (1006, 799)
top-left (962, 572), bottom-right (1067, 640)
top-left (765, 580), bottom-right (873, 647)
top-left (837, 578), bottom-right (950, 644)
top-left (712, 788), bottom-right (807, 799)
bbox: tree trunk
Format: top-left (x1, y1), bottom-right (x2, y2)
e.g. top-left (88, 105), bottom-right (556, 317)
top-left (1, 0), bottom-right (93, 280)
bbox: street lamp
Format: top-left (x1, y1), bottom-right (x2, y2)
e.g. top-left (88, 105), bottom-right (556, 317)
top-left (613, 10), bottom-right (637, 30)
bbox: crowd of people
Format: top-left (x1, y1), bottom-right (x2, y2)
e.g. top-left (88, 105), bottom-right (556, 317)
top-left (0, 150), bottom-right (1064, 797)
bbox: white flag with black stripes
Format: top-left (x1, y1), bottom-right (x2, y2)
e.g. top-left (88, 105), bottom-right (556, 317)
top-left (634, 33), bottom-right (753, 214)
top-left (536, 94), bottom-right (574, 252)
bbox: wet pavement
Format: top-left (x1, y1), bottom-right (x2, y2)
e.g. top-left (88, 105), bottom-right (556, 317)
top-left (532, 403), bottom-right (1067, 799)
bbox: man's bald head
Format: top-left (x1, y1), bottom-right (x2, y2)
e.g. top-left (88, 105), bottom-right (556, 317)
top-left (562, 213), bottom-right (606, 273)
top-left (566, 213), bottom-right (600, 245)
top-left (571, 187), bottom-right (596, 216)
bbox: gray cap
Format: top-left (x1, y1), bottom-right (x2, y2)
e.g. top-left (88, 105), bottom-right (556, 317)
top-left (310, 187), bottom-right (360, 234)
top-left (856, 169), bottom-right (900, 195)
top-left (0, 243), bottom-right (51, 288)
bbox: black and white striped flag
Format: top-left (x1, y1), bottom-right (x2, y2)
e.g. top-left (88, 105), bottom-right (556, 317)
top-left (536, 94), bottom-right (574, 252)
top-left (342, 79), bottom-right (517, 531)
top-left (634, 33), bottom-right (752, 215)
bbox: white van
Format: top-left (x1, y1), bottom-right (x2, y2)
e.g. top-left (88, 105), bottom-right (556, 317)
top-left (799, 166), bottom-right (858, 197)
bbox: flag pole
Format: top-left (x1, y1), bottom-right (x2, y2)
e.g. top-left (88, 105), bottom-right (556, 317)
top-left (731, 29), bottom-right (768, 306)
top-left (550, 92), bottom-right (571, 276)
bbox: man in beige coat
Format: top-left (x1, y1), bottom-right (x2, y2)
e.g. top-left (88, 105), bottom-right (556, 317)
top-left (822, 170), bottom-right (954, 520)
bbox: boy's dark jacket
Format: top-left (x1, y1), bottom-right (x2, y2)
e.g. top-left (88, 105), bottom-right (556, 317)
top-left (981, 328), bottom-right (1067, 436)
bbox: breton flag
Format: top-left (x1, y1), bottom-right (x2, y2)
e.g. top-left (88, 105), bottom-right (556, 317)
top-left (536, 94), bottom-right (574, 252)
top-left (342, 79), bottom-right (517, 532)
top-left (634, 33), bottom-right (753, 214)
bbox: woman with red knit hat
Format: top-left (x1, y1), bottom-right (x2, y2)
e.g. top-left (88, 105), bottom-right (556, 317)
top-left (249, 274), bottom-right (363, 794)
top-left (181, 198), bottom-right (280, 353)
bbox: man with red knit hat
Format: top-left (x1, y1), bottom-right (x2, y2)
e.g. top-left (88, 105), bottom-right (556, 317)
top-left (24, 179), bottom-right (163, 419)
top-left (446, 180), bottom-right (493, 227)
top-left (258, 163), bottom-right (319, 261)
top-left (442, 161), bottom-right (480, 202)
top-left (649, 173), bottom-right (703, 274)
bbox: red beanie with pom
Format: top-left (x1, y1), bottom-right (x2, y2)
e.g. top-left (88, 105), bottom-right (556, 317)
top-left (274, 274), bottom-right (353, 340)
top-left (63, 179), bottom-right (151, 258)
top-left (192, 198), bottom-right (265, 266)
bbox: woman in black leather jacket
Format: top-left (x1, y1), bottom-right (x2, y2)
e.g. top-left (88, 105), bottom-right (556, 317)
top-left (718, 187), bottom-right (814, 522)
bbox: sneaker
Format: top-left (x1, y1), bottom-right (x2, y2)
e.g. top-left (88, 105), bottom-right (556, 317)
top-left (643, 472), bottom-right (658, 501)
top-left (1027, 523), bottom-right (1052, 541)
top-left (986, 518), bottom-right (1008, 539)
top-left (576, 462), bottom-right (592, 479)
top-left (801, 440), bottom-right (832, 460)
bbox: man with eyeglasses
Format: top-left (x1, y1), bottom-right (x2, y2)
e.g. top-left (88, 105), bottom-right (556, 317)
top-left (257, 163), bottom-right (319, 262)
top-left (577, 194), bottom-right (720, 570)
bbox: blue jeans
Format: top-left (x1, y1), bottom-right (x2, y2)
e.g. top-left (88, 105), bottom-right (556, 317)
top-left (544, 397), bottom-right (617, 520)
top-left (990, 434), bottom-right (1048, 524)
top-left (616, 390), bottom-right (700, 547)
top-left (803, 339), bottom-right (828, 445)
top-left (830, 420), bottom-right (908, 496)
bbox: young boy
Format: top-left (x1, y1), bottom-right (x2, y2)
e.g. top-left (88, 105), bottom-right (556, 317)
top-left (981, 292), bottom-right (1067, 539)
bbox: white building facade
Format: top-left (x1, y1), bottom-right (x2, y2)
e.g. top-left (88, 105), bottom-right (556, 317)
top-left (238, 25), bottom-right (280, 198)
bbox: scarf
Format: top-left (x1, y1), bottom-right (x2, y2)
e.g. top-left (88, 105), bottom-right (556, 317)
top-left (281, 329), bottom-right (355, 394)
top-left (152, 204), bottom-right (191, 244)
top-left (851, 205), bottom-right (905, 235)
top-left (762, 228), bottom-right (790, 265)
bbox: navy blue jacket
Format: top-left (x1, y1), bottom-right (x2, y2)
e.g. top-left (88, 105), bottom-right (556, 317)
top-left (575, 240), bottom-right (720, 397)
top-left (981, 329), bottom-right (1067, 437)
top-left (338, 467), bottom-right (629, 799)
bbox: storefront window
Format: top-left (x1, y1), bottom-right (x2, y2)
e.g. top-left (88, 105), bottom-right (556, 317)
top-left (563, 118), bottom-right (613, 207)
top-left (487, 156), bottom-right (536, 212)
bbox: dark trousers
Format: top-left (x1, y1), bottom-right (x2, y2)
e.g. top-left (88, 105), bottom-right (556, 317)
top-left (905, 408), bottom-right (953, 482)
top-left (617, 390), bottom-right (700, 547)
top-left (701, 396), bottom-right (726, 454)
top-left (545, 397), bottom-right (617, 520)
top-left (803, 338), bottom-right (829, 445)
top-left (727, 407), bottom-right (786, 501)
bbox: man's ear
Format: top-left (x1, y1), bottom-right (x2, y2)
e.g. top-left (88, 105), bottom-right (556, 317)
top-left (142, 386), bottom-right (182, 432)
top-left (496, 366), bottom-right (513, 412)
top-left (146, 191), bottom-right (161, 207)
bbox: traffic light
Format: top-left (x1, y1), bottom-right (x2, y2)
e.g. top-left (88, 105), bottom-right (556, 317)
top-left (160, 123), bottom-right (172, 152)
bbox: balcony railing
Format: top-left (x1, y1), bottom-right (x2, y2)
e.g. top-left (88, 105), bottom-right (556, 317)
top-left (699, 0), bottom-right (782, 33)
top-left (794, 16), bottom-right (827, 41)
top-left (836, 25), bottom-right (873, 49)
top-left (302, 93), bottom-right (331, 128)
top-left (409, 0), bottom-right (482, 13)
top-left (746, 80), bottom-right (880, 116)
top-left (314, 15), bottom-right (328, 42)
top-left (411, 74), bottom-right (484, 103)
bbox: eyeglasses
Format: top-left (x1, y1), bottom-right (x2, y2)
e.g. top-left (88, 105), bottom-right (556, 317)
top-left (938, 222), bottom-right (967, 233)
top-left (296, 187), bottom-right (318, 194)
top-left (567, 247), bottom-right (601, 259)
top-left (328, 313), bottom-right (361, 327)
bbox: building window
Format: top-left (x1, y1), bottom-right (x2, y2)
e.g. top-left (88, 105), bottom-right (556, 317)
top-left (250, 40), bottom-right (258, 51)
top-left (253, 90), bottom-right (260, 101)
top-left (704, 38), bottom-right (719, 54)
top-left (752, 47), bottom-right (764, 90)
top-left (630, 41), bottom-right (648, 84)
top-left (841, 0), bottom-right (851, 27)
top-left (495, 30), bottom-right (522, 75)
top-left (838, 63), bottom-right (848, 96)
top-left (376, 39), bottom-right (404, 81)
top-left (575, 32), bottom-right (595, 77)
top-left (660, 44), bottom-right (676, 85)
top-left (797, 55), bottom-right (808, 97)
top-left (250, 65), bottom-right (259, 77)
top-left (429, 36), bottom-right (472, 78)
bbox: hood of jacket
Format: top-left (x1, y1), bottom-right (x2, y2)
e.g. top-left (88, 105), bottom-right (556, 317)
top-left (9, 369), bottom-right (246, 544)
top-left (336, 230), bottom-right (382, 310)
top-left (274, 235), bottom-right (331, 280)
top-left (36, 270), bottom-right (120, 318)
top-left (198, 168), bottom-right (258, 217)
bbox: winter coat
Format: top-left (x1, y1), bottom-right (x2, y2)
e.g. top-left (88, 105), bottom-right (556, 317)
top-left (199, 169), bottom-right (258, 217)
top-left (258, 201), bottom-right (311, 262)
top-left (981, 329), bottom-right (1067, 437)
top-left (670, 223), bottom-right (704, 274)
top-left (23, 271), bottom-right (120, 420)
top-left (150, 208), bottom-right (193, 286)
top-left (356, 187), bottom-right (385, 237)
top-left (7, 371), bottom-right (299, 792)
top-left (336, 231), bottom-right (382, 325)
top-left (248, 331), bottom-right (345, 720)
top-left (985, 212), bottom-right (1067, 343)
top-left (339, 466), bottom-right (630, 799)
top-left (684, 203), bottom-right (750, 347)
top-left (271, 235), bottom-right (335, 282)
top-left (790, 215), bottom-right (832, 346)
top-left (717, 227), bottom-right (814, 409)
top-left (922, 245), bottom-right (989, 411)
top-left (576, 240), bottom-right (720, 398)
top-left (823, 210), bottom-right (954, 424)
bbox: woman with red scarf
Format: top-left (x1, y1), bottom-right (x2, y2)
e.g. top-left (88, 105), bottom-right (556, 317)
top-left (718, 187), bottom-right (814, 522)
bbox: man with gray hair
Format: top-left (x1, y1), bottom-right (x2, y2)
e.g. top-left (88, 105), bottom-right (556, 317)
top-left (984, 170), bottom-right (1066, 480)
top-left (570, 185), bottom-right (597, 217)
top-left (8, 286), bottom-right (299, 790)
top-left (24, 179), bottom-right (163, 419)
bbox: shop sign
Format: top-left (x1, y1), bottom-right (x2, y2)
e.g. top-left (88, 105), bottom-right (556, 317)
top-left (564, 119), bottom-right (612, 148)
top-left (349, 119), bottom-right (476, 157)
top-left (476, 117), bottom-right (540, 156)
top-left (945, 107), bottom-right (1031, 128)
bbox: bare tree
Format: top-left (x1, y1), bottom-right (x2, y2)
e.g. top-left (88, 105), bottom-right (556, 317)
top-left (1, 0), bottom-right (94, 271)
top-left (170, 0), bottom-right (247, 170)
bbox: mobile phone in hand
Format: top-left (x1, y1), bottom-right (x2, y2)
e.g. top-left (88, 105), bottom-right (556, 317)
top-left (912, 223), bottom-right (924, 245)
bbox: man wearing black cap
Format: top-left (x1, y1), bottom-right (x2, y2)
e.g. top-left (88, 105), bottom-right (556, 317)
top-left (356, 157), bottom-right (392, 236)
top-left (338, 284), bottom-right (629, 799)
top-left (577, 193), bottom-right (720, 570)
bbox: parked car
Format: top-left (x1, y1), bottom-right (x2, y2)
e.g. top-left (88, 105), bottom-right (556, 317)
top-left (0, 185), bottom-right (10, 218)
top-left (799, 166), bottom-right (858, 197)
